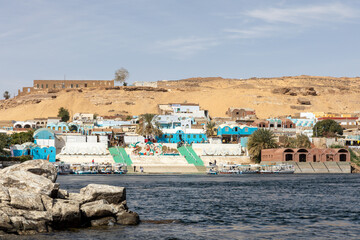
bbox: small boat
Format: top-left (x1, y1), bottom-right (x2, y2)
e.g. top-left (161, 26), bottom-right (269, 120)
top-left (219, 164), bottom-right (259, 174)
top-left (99, 164), bottom-right (113, 174)
top-left (259, 163), bottom-right (295, 174)
top-left (54, 162), bottom-right (71, 175)
top-left (113, 163), bottom-right (127, 174)
top-left (206, 165), bottom-right (219, 175)
top-left (75, 163), bottom-right (99, 174)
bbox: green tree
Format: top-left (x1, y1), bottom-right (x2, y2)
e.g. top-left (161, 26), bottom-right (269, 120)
top-left (247, 129), bottom-right (278, 163)
top-left (283, 134), bottom-right (311, 148)
top-left (58, 107), bottom-right (70, 122)
top-left (10, 130), bottom-right (34, 145)
top-left (0, 133), bottom-right (11, 155)
top-left (114, 68), bottom-right (129, 86)
top-left (136, 114), bottom-right (162, 139)
top-left (313, 119), bottom-right (343, 137)
top-left (295, 134), bottom-right (311, 148)
top-left (205, 121), bottom-right (217, 137)
top-left (3, 91), bottom-right (10, 100)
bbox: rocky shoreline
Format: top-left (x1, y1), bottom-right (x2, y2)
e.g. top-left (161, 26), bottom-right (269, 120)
top-left (0, 160), bottom-right (139, 235)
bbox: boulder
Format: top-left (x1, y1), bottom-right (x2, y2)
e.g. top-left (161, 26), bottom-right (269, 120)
top-left (0, 160), bottom-right (139, 234)
top-left (51, 199), bottom-right (81, 229)
top-left (0, 170), bottom-right (58, 197)
top-left (80, 200), bottom-right (115, 219)
top-left (1, 160), bottom-right (57, 183)
top-left (91, 217), bottom-right (116, 227)
top-left (8, 188), bottom-right (44, 211)
top-left (116, 211), bottom-right (140, 225)
top-left (80, 184), bottom-right (126, 204)
top-left (297, 98), bottom-right (311, 105)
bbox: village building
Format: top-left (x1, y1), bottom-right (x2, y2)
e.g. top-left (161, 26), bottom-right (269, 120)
top-left (157, 127), bottom-right (207, 144)
top-left (225, 107), bottom-right (256, 120)
top-left (261, 148), bottom-right (350, 162)
top-left (216, 124), bottom-right (258, 143)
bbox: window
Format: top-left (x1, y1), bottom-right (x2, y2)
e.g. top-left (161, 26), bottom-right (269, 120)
top-left (193, 134), bottom-right (196, 138)
top-left (46, 84), bottom-right (48, 88)
top-left (41, 84), bottom-right (44, 88)
top-left (71, 84), bottom-right (73, 88)
top-left (85, 83), bottom-right (88, 87)
top-left (53, 84), bottom-right (56, 88)
top-left (225, 127), bottom-right (229, 132)
top-left (37, 84), bottom-right (39, 88)
top-left (76, 84), bottom-right (79, 88)
top-left (234, 127), bottom-right (238, 132)
top-left (170, 135), bottom-right (173, 138)
top-left (62, 84), bottom-right (65, 88)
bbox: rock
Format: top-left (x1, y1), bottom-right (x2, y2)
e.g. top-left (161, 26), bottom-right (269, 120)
top-left (91, 217), bottom-right (116, 227)
top-left (116, 211), bottom-right (140, 225)
top-left (80, 200), bottom-right (115, 219)
top-left (0, 160), bottom-right (139, 234)
top-left (10, 216), bottom-right (48, 234)
top-left (0, 211), bottom-right (12, 231)
top-left (0, 185), bottom-right (10, 203)
top-left (297, 97), bottom-right (311, 105)
top-left (1, 160), bottom-right (57, 182)
top-left (41, 195), bottom-right (54, 211)
top-left (57, 189), bottom-right (69, 199)
top-left (0, 170), bottom-right (58, 197)
top-left (51, 199), bottom-right (81, 229)
top-left (80, 184), bottom-right (126, 204)
top-left (8, 188), bottom-right (44, 211)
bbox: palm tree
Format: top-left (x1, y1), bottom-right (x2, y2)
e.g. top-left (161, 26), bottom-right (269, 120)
top-left (205, 121), bottom-right (216, 137)
top-left (294, 134), bottom-right (311, 148)
top-left (136, 114), bottom-right (163, 139)
top-left (247, 129), bottom-right (278, 163)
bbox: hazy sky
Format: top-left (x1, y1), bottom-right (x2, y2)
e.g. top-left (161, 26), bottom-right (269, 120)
top-left (1, 0), bottom-right (360, 98)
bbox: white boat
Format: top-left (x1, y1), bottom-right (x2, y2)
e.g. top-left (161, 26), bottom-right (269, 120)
top-left (75, 163), bottom-right (99, 174)
top-left (259, 163), bottom-right (295, 174)
top-left (113, 163), bottom-right (127, 174)
top-left (54, 162), bottom-right (71, 175)
top-left (99, 164), bottom-right (113, 174)
top-left (206, 165), bottom-right (219, 175)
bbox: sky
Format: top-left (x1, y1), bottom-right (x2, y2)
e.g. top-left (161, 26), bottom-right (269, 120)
top-left (1, 0), bottom-right (360, 98)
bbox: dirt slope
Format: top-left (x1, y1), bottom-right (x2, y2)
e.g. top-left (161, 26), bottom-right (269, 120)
top-left (1, 75), bottom-right (359, 121)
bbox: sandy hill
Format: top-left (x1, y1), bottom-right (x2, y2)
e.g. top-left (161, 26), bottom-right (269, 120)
top-left (1, 75), bottom-right (360, 121)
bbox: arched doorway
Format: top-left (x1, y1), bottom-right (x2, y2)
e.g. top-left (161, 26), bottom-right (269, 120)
top-left (340, 154), bottom-right (347, 162)
top-left (297, 149), bottom-right (308, 162)
top-left (284, 149), bottom-right (294, 161)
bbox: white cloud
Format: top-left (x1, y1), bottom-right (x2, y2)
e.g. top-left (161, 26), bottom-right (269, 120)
top-left (224, 25), bottom-right (280, 39)
top-left (155, 37), bottom-right (219, 59)
top-left (245, 3), bottom-right (358, 25)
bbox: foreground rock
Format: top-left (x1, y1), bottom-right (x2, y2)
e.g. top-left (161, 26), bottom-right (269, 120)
top-left (0, 160), bottom-right (139, 235)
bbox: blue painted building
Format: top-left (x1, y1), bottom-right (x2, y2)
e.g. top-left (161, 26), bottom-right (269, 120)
top-left (156, 127), bottom-right (207, 144)
top-left (217, 124), bottom-right (258, 143)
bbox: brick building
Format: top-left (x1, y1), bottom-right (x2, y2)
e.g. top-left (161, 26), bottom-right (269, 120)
top-left (226, 107), bottom-right (256, 120)
top-left (17, 79), bottom-right (115, 97)
top-left (33, 80), bottom-right (114, 90)
top-left (261, 148), bottom-right (350, 163)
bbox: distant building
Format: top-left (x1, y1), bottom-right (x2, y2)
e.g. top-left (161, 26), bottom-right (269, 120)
top-left (226, 107), bottom-right (256, 120)
top-left (156, 127), bottom-right (207, 144)
top-left (261, 148), bottom-right (350, 162)
top-left (216, 124), bottom-right (258, 143)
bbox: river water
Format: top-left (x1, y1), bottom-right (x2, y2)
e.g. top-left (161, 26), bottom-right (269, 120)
top-left (9, 174), bottom-right (360, 240)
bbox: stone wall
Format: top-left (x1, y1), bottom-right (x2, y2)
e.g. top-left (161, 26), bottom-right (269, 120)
top-left (33, 80), bottom-right (114, 90)
top-left (133, 81), bottom-right (158, 88)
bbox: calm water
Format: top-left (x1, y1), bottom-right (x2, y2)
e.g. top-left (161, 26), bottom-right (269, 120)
top-left (8, 174), bottom-right (360, 240)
